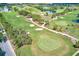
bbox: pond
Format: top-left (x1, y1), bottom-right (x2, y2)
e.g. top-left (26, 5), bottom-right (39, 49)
top-left (72, 19), bottom-right (79, 23)
top-left (45, 10), bottom-right (56, 14)
top-left (0, 6), bottom-right (9, 12)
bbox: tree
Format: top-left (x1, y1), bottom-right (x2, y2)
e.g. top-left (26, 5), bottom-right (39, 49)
top-left (0, 48), bottom-right (5, 56)
top-left (0, 33), bottom-right (3, 42)
top-left (77, 14), bottom-right (79, 17)
top-left (12, 6), bottom-right (19, 12)
top-left (56, 26), bottom-right (62, 31)
top-left (49, 6), bottom-right (57, 11)
top-left (12, 28), bottom-right (32, 48)
top-left (34, 5), bottom-right (44, 11)
top-left (51, 14), bottom-right (57, 18)
top-left (31, 13), bottom-right (44, 24)
top-left (44, 19), bottom-right (49, 26)
top-left (45, 12), bottom-right (48, 16)
top-left (60, 6), bottom-right (64, 9)
top-left (0, 12), bottom-right (3, 17)
top-left (18, 9), bottom-right (30, 16)
top-left (74, 41), bottom-right (79, 48)
top-left (62, 7), bottom-right (71, 14)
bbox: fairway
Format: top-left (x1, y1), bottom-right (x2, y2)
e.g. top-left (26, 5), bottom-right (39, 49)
top-left (16, 45), bottom-right (33, 56)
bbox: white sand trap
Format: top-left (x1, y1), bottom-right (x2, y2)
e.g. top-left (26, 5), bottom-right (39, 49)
top-left (35, 28), bottom-right (43, 31)
top-left (30, 24), bottom-right (35, 27)
top-left (16, 15), bottom-right (20, 17)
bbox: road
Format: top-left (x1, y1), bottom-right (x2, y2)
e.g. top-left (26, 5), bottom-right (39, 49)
top-left (0, 40), bottom-right (16, 56)
top-left (0, 23), bottom-right (16, 56)
top-left (29, 18), bottom-right (78, 44)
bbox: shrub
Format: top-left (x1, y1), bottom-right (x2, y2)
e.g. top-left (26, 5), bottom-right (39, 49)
top-left (18, 9), bottom-right (30, 16)
top-left (31, 13), bottom-right (44, 24)
top-left (0, 48), bottom-right (5, 56)
top-left (12, 6), bottom-right (19, 12)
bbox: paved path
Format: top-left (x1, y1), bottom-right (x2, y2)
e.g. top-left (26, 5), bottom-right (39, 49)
top-left (29, 18), bottom-right (78, 44)
top-left (0, 23), bottom-right (16, 56)
top-left (72, 50), bottom-right (79, 56)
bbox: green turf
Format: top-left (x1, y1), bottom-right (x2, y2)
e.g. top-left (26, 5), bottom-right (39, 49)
top-left (56, 9), bottom-right (65, 13)
top-left (37, 33), bottom-right (62, 52)
top-left (16, 45), bottom-right (33, 56)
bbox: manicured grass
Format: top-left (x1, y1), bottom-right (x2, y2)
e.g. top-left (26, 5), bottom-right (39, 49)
top-left (1, 12), bottom-right (76, 56)
top-left (16, 45), bottom-right (33, 56)
top-left (37, 35), bottom-right (61, 52)
top-left (56, 9), bottom-right (65, 13)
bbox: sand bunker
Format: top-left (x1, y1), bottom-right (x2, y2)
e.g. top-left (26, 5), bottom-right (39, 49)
top-left (16, 15), bottom-right (20, 17)
top-left (35, 28), bottom-right (43, 31)
top-left (30, 24), bottom-right (35, 27)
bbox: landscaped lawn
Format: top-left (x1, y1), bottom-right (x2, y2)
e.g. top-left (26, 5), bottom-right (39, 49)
top-left (0, 12), bottom-right (76, 56)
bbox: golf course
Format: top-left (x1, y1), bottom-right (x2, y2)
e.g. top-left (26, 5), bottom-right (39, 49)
top-left (0, 12), bottom-right (76, 56)
top-left (0, 3), bottom-right (79, 56)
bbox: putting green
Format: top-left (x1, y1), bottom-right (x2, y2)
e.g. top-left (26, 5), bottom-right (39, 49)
top-left (37, 35), bottom-right (61, 52)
